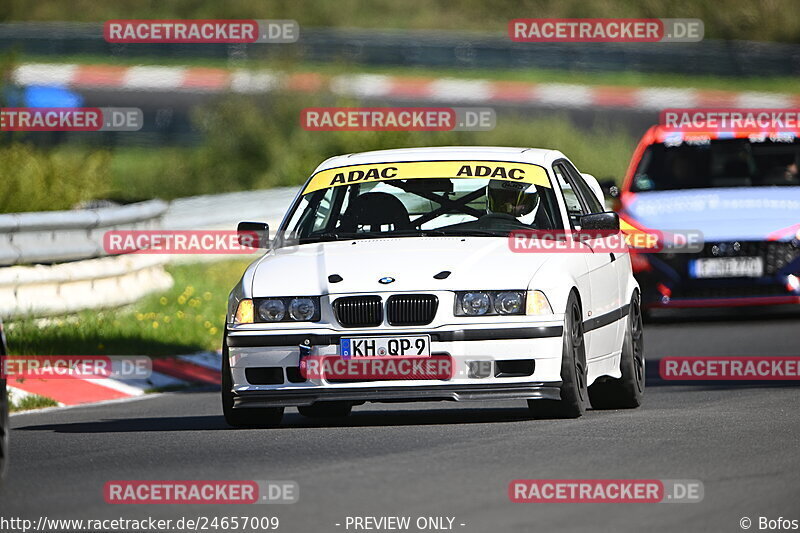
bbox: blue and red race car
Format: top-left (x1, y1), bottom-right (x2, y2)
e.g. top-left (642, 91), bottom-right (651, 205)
top-left (612, 126), bottom-right (800, 310)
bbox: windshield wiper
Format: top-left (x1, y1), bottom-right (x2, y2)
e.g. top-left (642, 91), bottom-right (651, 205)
top-left (437, 229), bottom-right (509, 237)
top-left (298, 231), bottom-right (387, 244)
top-left (385, 229), bottom-right (449, 237)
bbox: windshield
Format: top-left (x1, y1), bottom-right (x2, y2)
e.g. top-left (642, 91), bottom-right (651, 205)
top-left (280, 161), bottom-right (563, 243)
top-left (631, 137), bottom-right (800, 192)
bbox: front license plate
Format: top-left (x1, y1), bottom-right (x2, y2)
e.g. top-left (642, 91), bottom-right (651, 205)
top-left (340, 336), bottom-right (431, 357)
top-left (689, 257), bottom-right (764, 278)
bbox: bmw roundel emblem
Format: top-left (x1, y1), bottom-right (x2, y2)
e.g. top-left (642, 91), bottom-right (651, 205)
top-left (379, 276), bottom-right (395, 284)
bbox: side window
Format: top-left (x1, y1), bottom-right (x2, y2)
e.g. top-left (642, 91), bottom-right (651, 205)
top-left (553, 164), bottom-right (586, 228)
top-left (565, 163), bottom-right (604, 214)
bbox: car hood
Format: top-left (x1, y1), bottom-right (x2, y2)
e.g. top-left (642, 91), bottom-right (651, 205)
top-left (622, 187), bottom-right (800, 241)
top-left (250, 237), bottom-right (553, 296)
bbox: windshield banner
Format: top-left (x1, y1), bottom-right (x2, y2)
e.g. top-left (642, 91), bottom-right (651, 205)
top-left (302, 160), bottom-right (550, 194)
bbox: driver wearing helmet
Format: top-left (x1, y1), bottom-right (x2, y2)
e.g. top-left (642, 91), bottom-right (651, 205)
top-left (486, 180), bottom-right (539, 218)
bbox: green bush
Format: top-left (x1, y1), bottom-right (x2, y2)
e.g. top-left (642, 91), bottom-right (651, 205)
top-left (0, 143), bottom-right (111, 213)
top-left (187, 93), bottom-right (634, 191)
top-left (2, 0), bottom-right (799, 43)
top-left (0, 93), bottom-right (636, 212)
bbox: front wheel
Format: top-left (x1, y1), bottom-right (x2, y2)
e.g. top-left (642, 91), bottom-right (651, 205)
top-left (588, 292), bottom-right (645, 409)
top-left (221, 342), bottom-right (284, 428)
top-left (528, 291), bottom-right (588, 419)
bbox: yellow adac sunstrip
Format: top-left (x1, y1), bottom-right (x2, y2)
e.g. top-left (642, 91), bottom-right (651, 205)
top-left (302, 160), bottom-right (551, 195)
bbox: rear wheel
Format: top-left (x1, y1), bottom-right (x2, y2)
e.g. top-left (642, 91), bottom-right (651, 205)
top-left (221, 342), bottom-right (284, 428)
top-left (298, 402), bottom-right (352, 418)
top-left (588, 292), bottom-right (645, 409)
top-left (528, 291), bottom-right (587, 419)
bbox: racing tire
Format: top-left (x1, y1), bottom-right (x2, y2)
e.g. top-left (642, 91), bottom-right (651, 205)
top-left (298, 402), bottom-right (353, 418)
top-left (528, 291), bottom-right (588, 419)
top-left (221, 342), bottom-right (284, 428)
top-left (588, 292), bottom-right (645, 409)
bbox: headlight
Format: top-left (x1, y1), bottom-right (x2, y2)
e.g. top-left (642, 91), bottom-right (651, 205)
top-left (289, 298), bottom-right (316, 321)
top-left (455, 290), bottom-right (551, 316)
top-left (461, 292), bottom-right (491, 316)
top-left (258, 299), bottom-right (286, 322)
top-left (494, 291), bottom-right (524, 314)
top-left (455, 291), bottom-right (526, 316)
top-left (251, 296), bottom-right (321, 323)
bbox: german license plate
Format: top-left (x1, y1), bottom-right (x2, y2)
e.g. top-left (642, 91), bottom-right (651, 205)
top-left (690, 257), bottom-right (764, 278)
top-left (340, 336), bottom-right (431, 357)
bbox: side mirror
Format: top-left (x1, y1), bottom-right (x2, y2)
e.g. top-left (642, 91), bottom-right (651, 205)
top-left (597, 178), bottom-right (620, 199)
top-left (579, 212), bottom-right (620, 235)
top-left (237, 221), bottom-right (269, 248)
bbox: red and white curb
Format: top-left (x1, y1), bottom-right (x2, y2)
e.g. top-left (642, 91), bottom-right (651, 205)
top-left (12, 62), bottom-right (799, 110)
top-left (7, 351), bottom-right (221, 410)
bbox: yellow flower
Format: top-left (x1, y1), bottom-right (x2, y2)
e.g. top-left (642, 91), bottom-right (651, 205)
top-left (152, 321), bottom-right (159, 329)
top-left (209, 327), bottom-right (218, 335)
top-left (203, 291), bottom-right (212, 301)
top-left (177, 295), bottom-right (186, 305)
top-left (160, 297), bottom-right (168, 305)
top-left (163, 316), bottom-right (171, 323)
top-left (204, 321), bottom-right (212, 329)
top-left (176, 310), bottom-right (185, 319)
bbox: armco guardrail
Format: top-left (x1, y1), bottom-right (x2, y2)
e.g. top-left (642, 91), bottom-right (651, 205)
top-left (0, 254), bottom-right (173, 317)
top-left (0, 189), bottom-right (299, 317)
top-left (0, 199), bottom-right (171, 317)
top-left (0, 23), bottom-right (798, 77)
top-left (0, 200), bottom-right (167, 266)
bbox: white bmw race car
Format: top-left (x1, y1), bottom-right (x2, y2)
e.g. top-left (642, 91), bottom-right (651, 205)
top-left (222, 146), bottom-right (644, 426)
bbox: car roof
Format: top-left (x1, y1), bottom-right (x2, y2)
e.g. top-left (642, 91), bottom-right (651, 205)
top-left (312, 146), bottom-right (566, 174)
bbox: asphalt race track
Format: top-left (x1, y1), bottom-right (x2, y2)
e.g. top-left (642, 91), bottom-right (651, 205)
top-left (3, 312), bottom-right (799, 532)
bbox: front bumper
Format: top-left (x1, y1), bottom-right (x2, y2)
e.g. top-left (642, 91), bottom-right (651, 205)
top-left (226, 322), bottom-right (565, 408)
top-left (233, 382), bottom-right (562, 408)
top-left (632, 241), bottom-right (800, 309)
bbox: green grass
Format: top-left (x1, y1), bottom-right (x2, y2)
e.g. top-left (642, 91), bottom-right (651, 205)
top-left (8, 394), bottom-right (59, 413)
top-left (20, 54), bottom-right (800, 94)
top-left (6, 259), bottom-right (253, 356)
